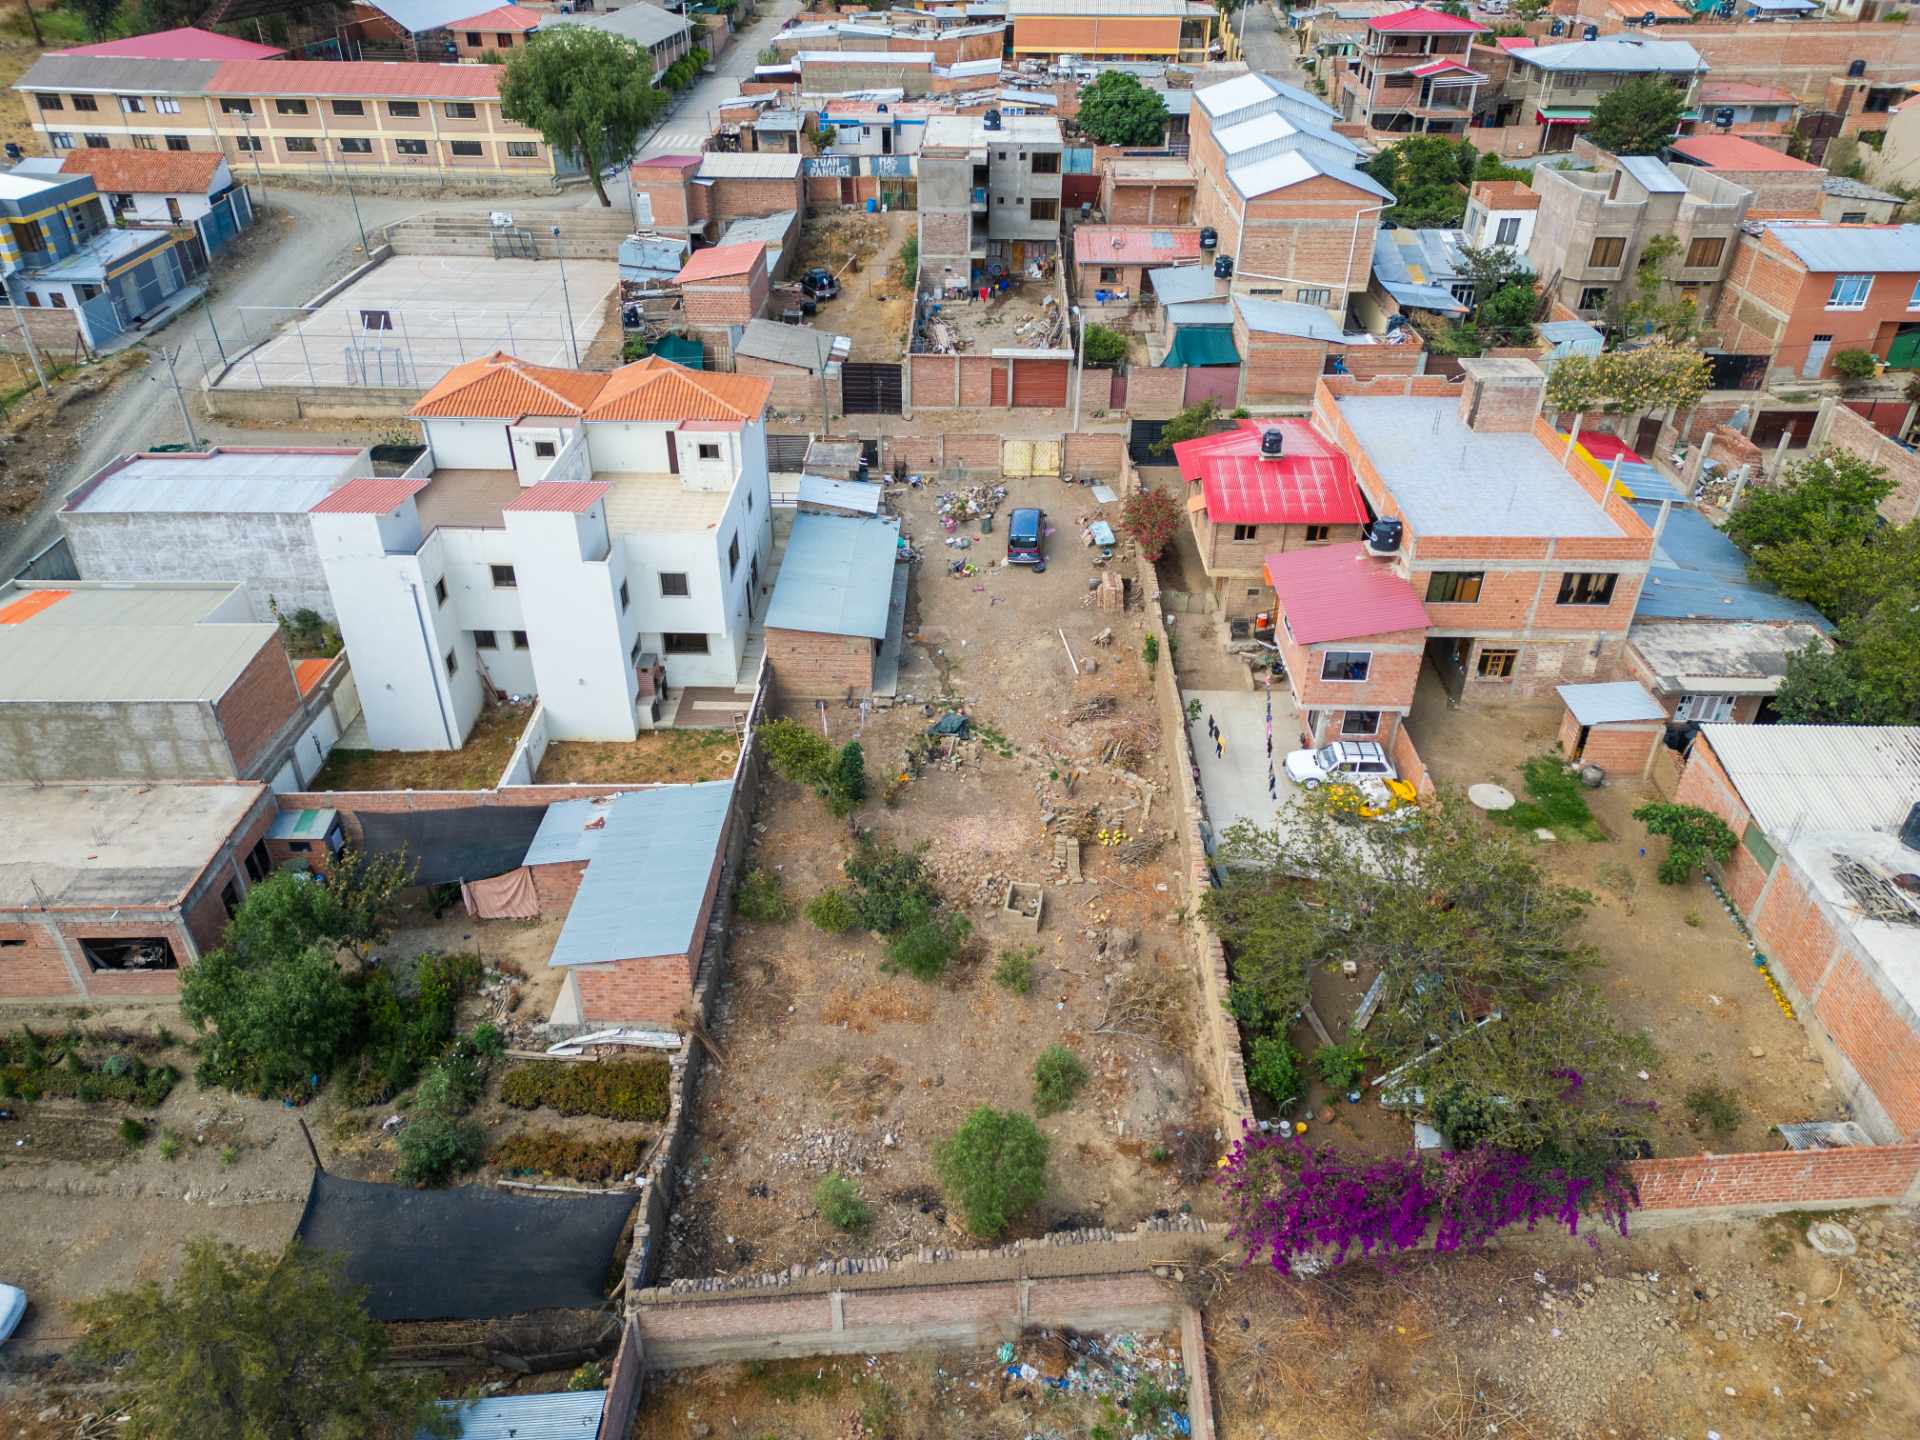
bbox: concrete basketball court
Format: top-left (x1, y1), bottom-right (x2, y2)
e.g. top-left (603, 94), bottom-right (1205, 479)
top-left (215, 254), bottom-right (617, 392)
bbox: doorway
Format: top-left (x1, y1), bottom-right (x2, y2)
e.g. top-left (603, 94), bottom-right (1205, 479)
top-left (1423, 636), bottom-right (1470, 704)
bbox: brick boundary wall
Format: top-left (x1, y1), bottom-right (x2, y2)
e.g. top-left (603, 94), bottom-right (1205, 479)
top-left (1810, 395), bottom-right (1920, 527)
top-left (1627, 1143), bottom-right (1920, 1217)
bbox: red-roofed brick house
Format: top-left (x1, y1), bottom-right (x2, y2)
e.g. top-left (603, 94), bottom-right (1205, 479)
top-left (1071, 224), bottom-right (1204, 302)
top-left (58, 147), bottom-right (236, 227)
top-left (447, 5), bottom-right (542, 61)
top-left (1336, 9), bottom-right (1490, 137)
top-left (676, 242), bottom-right (772, 364)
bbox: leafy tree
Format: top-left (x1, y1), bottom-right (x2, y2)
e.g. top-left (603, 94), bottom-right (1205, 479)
top-left (1119, 485), bottom-right (1183, 561)
top-left (842, 835), bottom-right (939, 934)
top-left (1543, 343), bottom-right (1710, 419)
top-left (1075, 71), bottom-right (1168, 146)
top-left (1454, 242), bottom-right (1529, 305)
top-left (1775, 598), bottom-right (1920, 725)
top-left (1632, 802), bottom-right (1739, 885)
top-left (1477, 282), bottom-right (1539, 341)
top-left (63, 0), bottom-right (120, 40)
top-left (499, 26), bottom-right (667, 208)
top-left (1725, 450), bottom-right (1918, 622)
top-left (75, 1239), bottom-right (453, 1440)
top-left (1365, 136), bottom-right (1494, 228)
top-left (1511, 0), bottom-right (1549, 18)
top-left (1082, 323), bottom-right (1130, 367)
top-left (1201, 876), bottom-right (1313, 1023)
top-left (935, 1106), bottom-right (1049, 1238)
top-left (1612, 234), bottom-right (1699, 343)
top-left (1587, 76), bottom-right (1686, 156)
top-left (183, 941), bottom-right (360, 1096)
top-left (216, 852), bottom-right (411, 971)
top-left (835, 741), bottom-right (868, 811)
top-left (1150, 397), bottom-right (1220, 455)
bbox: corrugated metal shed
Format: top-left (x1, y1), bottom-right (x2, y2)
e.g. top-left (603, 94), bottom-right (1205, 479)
top-left (1556, 681), bottom-right (1665, 725)
top-left (421, 1390), bottom-right (607, 1440)
top-left (1234, 296), bottom-right (1350, 342)
top-left (798, 475), bottom-right (883, 514)
top-left (1763, 223), bottom-right (1920, 274)
top-left (548, 783), bottom-right (734, 968)
top-left (735, 317), bottom-right (847, 371)
top-left (697, 152), bottom-right (804, 180)
top-left (1618, 155), bottom-right (1685, 195)
top-left (1264, 541), bottom-right (1431, 645)
top-left (1147, 265), bottom-right (1217, 305)
top-left (1629, 500), bottom-right (1831, 625)
top-left (1698, 725), bottom-right (1920, 835)
top-left (765, 512), bottom-right (899, 639)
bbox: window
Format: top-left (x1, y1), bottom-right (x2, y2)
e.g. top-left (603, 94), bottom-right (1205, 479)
top-left (473, 629), bottom-right (498, 649)
top-left (1495, 216), bottom-right (1521, 246)
top-left (660, 572), bottom-right (690, 597)
top-left (1099, 266), bottom-right (1119, 283)
top-left (1320, 650), bottom-right (1371, 683)
top-left (498, 32), bottom-right (513, 47)
top-left (80, 936), bottom-right (177, 972)
top-left (618, 580), bottom-right (632, 613)
top-left (1296, 286), bottom-right (1332, 306)
top-left (507, 141), bottom-right (537, 158)
top-left (1587, 236), bottom-right (1626, 269)
top-left (36, 94), bottom-right (62, 111)
top-left (1031, 151), bottom-right (1059, 174)
top-left (466, 31), bottom-right (482, 45)
top-left (332, 99), bottom-right (365, 117)
top-left (1341, 710), bottom-right (1381, 736)
top-left (664, 632), bottom-right (710, 654)
top-left (112, 192), bottom-right (133, 211)
top-left (490, 564), bottom-right (517, 588)
top-left (396, 138), bottom-right (427, 156)
top-left (156, 98), bottom-right (180, 114)
top-left (286, 136), bottom-right (317, 153)
top-left (1864, 86), bottom-right (1901, 114)
top-left (434, 577), bottom-right (448, 606)
top-left (532, 439), bottom-right (556, 457)
top-left (1425, 570), bottom-right (1483, 604)
top-left (1828, 273), bottom-right (1873, 309)
top-left (72, 94), bottom-right (99, 112)
top-left (245, 840), bottom-right (271, 883)
top-left (630, 634), bottom-right (644, 663)
top-left (1842, 211), bottom-right (1869, 225)
top-left (1231, 523), bottom-right (1258, 542)
top-left (338, 137), bottom-right (372, 154)
top-left (1305, 525), bottom-right (1331, 544)
top-left (1910, 277), bottom-right (1920, 311)
top-left (445, 102), bottom-right (478, 119)
top-left (1674, 692), bottom-right (1734, 722)
top-left (48, 133), bottom-right (73, 150)
top-left (697, 441), bottom-right (721, 461)
top-left (1557, 572), bottom-right (1618, 606)
top-left (727, 534), bottom-right (741, 577)
top-left (131, 135), bottom-right (155, 150)
top-left (445, 649), bottom-right (458, 677)
top-left (235, 136), bottom-right (262, 152)
top-left (1030, 198), bottom-right (1059, 221)
top-left (275, 98), bottom-right (308, 115)
top-left (166, 135), bottom-right (190, 151)
top-left (220, 98), bottom-right (253, 115)
top-left (84, 133), bottom-right (108, 148)
top-left (450, 140), bottom-right (484, 158)
top-left (1684, 236), bottom-right (1725, 269)
top-left (388, 100), bottom-right (419, 118)
top-left (1476, 646), bottom-right (1517, 679)
top-left (512, 630), bottom-right (529, 649)
top-left (1577, 286), bottom-right (1609, 311)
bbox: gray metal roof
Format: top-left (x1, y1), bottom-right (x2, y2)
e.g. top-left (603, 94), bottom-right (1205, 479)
top-left (68, 449), bottom-right (361, 515)
top-left (1167, 300), bottom-right (1234, 327)
top-left (1337, 397), bottom-right (1621, 539)
top-left (1234, 296), bottom-right (1349, 342)
top-left (766, 512), bottom-right (898, 639)
top-left (798, 475), bottom-right (883, 514)
top-left (1618, 154), bottom-right (1685, 195)
top-left (698, 152), bottom-right (803, 180)
top-left (1763, 222), bottom-right (1920, 274)
top-left (423, 1390), bottom-right (606, 1440)
top-left (15, 55), bottom-right (221, 93)
top-left (540, 2), bottom-right (691, 45)
top-left (736, 318), bottom-right (842, 370)
top-left (720, 210), bottom-right (797, 256)
top-left (1148, 265), bottom-right (1218, 305)
top-left (1512, 38), bottom-right (1706, 74)
top-left (1556, 681), bottom-right (1665, 726)
top-left (523, 795), bottom-right (618, 867)
top-left (1231, 149), bottom-right (1392, 203)
top-left (548, 783), bottom-right (734, 968)
top-left (1195, 70), bottom-right (1341, 122)
top-left (364, 0), bottom-right (507, 31)
top-left (1822, 175), bottom-right (1903, 204)
top-left (1697, 725), bottom-right (1920, 836)
top-left (1537, 318), bottom-right (1604, 347)
top-left (0, 585), bottom-right (278, 703)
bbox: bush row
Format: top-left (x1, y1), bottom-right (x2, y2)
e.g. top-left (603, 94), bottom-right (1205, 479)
top-left (492, 1130), bottom-right (650, 1184)
top-left (498, 1057), bottom-right (670, 1122)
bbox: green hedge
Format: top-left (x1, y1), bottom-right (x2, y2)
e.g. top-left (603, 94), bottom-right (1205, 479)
top-left (492, 1130), bottom-right (650, 1183)
top-left (498, 1057), bottom-right (670, 1122)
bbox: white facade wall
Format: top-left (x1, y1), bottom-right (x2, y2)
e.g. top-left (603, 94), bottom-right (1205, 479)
top-left (437, 526), bottom-right (536, 696)
top-left (115, 191), bottom-right (214, 224)
top-left (507, 423), bottom-right (591, 486)
top-left (506, 503), bottom-right (639, 740)
top-left (584, 420), bottom-right (675, 473)
top-left (424, 417), bottom-right (514, 470)
top-left (1463, 199), bottom-right (1537, 257)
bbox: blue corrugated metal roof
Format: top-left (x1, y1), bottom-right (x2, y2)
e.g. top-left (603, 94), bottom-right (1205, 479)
top-left (420, 1390), bottom-right (605, 1440)
top-left (1234, 296), bottom-right (1349, 342)
top-left (547, 784), bottom-right (734, 968)
top-left (524, 796), bottom-right (617, 867)
top-left (1618, 154), bottom-right (1685, 195)
top-left (1630, 501), bottom-right (1834, 627)
top-left (765, 512), bottom-right (898, 639)
top-left (1148, 265), bottom-right (1218, 305)
top-left (799, 475), bottom-right (883, 514)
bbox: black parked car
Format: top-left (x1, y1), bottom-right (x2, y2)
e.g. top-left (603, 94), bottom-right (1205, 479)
top-left (800, 267), bottom-right (840, 301)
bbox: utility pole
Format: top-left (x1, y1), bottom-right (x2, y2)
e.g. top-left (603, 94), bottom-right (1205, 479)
top-left (552, 226), bottom-right (580, 366)
top-left (344, 167), bottom-right (369, 256)
top-left (20, 0), bottom-right (43, 47)
top-left (157, 346), bottom-right (201, 448)
top-left (5, 287), bottom-right (50, 395)
top-left (1070, 305), bottom-right (1085, 434)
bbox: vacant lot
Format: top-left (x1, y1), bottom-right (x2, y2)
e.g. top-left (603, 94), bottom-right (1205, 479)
top-left (310, 701), bottom-right (532, 791)
top-left (788, 209), bottom-right (913, 360)
top-left (664, 475), bottom-right (1222, 1278)
top-left (535, 729), bottom-right (738, 785)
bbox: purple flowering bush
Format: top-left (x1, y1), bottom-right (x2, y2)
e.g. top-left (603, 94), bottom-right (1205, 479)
top-left (1218, 1130), bottom-right (1638, 1274)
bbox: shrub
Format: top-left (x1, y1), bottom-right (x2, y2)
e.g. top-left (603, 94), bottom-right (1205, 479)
top-left (499, 1057), bottom-right (670, 1122)
top-left (119, 1117), bottom-right (149, 1147)
top-left (734, 868), bottom-right (792, 924)
top-left (1081, 323), bottom-right (1129, 367)
top-left (395, 1109), bottom-right (486, 1186)
top-left (760, 716), bottom-right (836, 788)
top-left (884, 913), bottom-right (971, 981)
top-left (1120, 487), bottom-right (1182, 562)
top-left (1684, 1083), bottom-right (1744, 1136)
top-left (1313, 1042), bottom-right (1368, 1092)
top-left (158, 1131), bottom-right (183, 1162)
top-left (1224, 980), bottom-right (1286, 1037)
top-left (843, 837), bottom-right (939, 934)
top-left (492, 1130), bottom-right (649, 1183)
top-left (804, 887), bottom-right (859, 933)
top-left (935, 1106), bottom-right (1049, 1239)
top-left (1248, 1035), bottom-right (1303, 1110)
top-left (1032, 1045), bottom-right (1089, 1116)
top-left (1142, 633), bottom-right (1159, 669)
top-left (993, 947), bottom-right (1036, 995)
top-left (830, 741), bottom-right (868, 816)
top-left (1632, 802), bottom-right (1738, 884)
top-left (814, 1172), bottom-right (872, 1231)
top-left (1831, 349), bottom-right (1879, 386)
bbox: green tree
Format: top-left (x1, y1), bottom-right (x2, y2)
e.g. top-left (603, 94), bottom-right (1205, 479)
top-left (935, 1106), bottom-right (1049, 1238)
top-left (499, 26), bottom-right (666, 208)
top-left (1632, 802), bottom-right (1739, 885)
top-left (63, 0), bottom-right (120, 40)
top-left (1614, 234), bottom-right (1699, 343)
top-left (1543, 343), bottom-right (1710, 419)
top-left (1477, 282), bottom-right (1539, 341)
top-left (1587, 76), bottom-right (1686, 155)
top-left (1075, 71), bottom-right (1168, 146)
top-left (75, 1240), bottom-right (454, 1440)
top-left (1365, 136), bottom-right (1489, 228)
top-left (1082, 323), bottom-right (1130, 367)
top-left (1149, 397), bottom-right (1219, 455)
top-left (1248, 1034), bottom-right (1303, 1109)
top-left (1774, 596), bottom-right (1920, 725)
top-left (183, 942), bottom-right (360, 1096)
top-left (1725, 450), bottom-right (1917, 622)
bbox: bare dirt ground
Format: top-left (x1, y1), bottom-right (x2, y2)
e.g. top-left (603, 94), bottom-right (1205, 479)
top-left (1211, 1208), bottom-right (1920, 1440)
top-left (788, 210), bottom-right (913, 361)
top-left (535, 730), bottom-right (739, 785)
top-left (664, 475), bottom-right (1225, 1278)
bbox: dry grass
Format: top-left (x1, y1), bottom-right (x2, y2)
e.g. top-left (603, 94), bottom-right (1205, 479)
top-left (309, 702), bottom-right (531, 791)
top-left (819, 981), bottom-right (932, 1032)
top-left (534, 729), bottom-right (738, 785)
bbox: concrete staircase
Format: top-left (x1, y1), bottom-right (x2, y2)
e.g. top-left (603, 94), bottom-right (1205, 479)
top-left (733, 509), bottom-right (795, 694)
top-left (383, 211), bottom-right (636, 260)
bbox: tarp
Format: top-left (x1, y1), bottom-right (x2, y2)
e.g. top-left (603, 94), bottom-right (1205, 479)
top-left (357, 805), bottom-right (548, 888)
top-left (462, 867), bottom-right (540, 919)
top-left (295, 1171), bottom-right (637, 1322)
top-left (647, 335), bottom-right (705, 370)
top-left (1162, 327), bottom-right (1239, 368)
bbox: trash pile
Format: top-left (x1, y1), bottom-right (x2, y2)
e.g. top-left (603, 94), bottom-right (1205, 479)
top-left (994, 1329), bottom-right (1192, 1438)
top-left (937, 484), bottom-right (1006, 529)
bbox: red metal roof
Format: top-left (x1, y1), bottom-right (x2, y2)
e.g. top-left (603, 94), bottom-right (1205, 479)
top-left (503, 482), bottom-right (612, 513)
top-left (293, 657), bottom-right (333, 696)
top-left (1264, 542), bottom-right (1431, 646)
top-left (207, 60), bottom-right (505, 99)
top-left (1669, 134), bottom-right (1821, 173)
top-left (1494, 35), bottom-right (1536, 52)
top-left (675, 242), bottom-right (767, 284)
top-left (51, 26), bottom-right (283, 60)
top-left (1368, 9), bottom-right (1486, 31)
top-left (1174, 420), bottom-right (1368, 527)
top-left (310, 477), bottom-right (429, 515)
top-left (1569, 431), bottom-right (1645, 468)
top-left (1410, 59), bottom-right (1479, 79)
top-left (1073, 226), bottom-right (1203, 267)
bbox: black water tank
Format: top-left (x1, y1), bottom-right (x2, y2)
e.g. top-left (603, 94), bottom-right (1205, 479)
top-left (1583, 23), bottom-right (1599, 39)
top-left (1200, 226), bottom-right (1218, 249)
top-left (1365, 517), bottom-right (1403, 554)
top-left (983, 108), bottom-right (1002, 130)
top-left (1261, 427), bottom-right (1285, 458)
top-left (1213, 254), bottom-right (1234, 278)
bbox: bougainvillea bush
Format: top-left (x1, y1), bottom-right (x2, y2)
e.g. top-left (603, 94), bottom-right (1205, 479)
top-left (1218, 1132), bottom-right (1637, 1274)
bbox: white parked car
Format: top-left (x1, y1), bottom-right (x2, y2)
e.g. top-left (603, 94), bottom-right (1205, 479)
top-left (1284, 739), bottom-right (1398, 790)
top-left (0, 1284), bottom-right (26, 1345)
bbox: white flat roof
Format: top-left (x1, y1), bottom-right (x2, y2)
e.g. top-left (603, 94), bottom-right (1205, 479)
top-left (69, 448), bottom-right (362, 515)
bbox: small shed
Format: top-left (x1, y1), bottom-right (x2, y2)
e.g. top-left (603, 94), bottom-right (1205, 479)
top-left (804, 438), bottom-right (865, 481)
top-left (798, 474), bottom-right (883, 517)
top-left (1555, 681), bottom-right (1667, 777)
top-left (764, 512), bottom-right (899, 701)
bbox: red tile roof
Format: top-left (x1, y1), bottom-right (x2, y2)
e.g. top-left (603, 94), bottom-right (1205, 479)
top-left (675, 242), bottom-right (768, 284)
top-left (410, 352), bottom-right (773, 425)
top-left (1368, 8), bottom-right (1486, 31)
top-left (59, 147), bottom-right (224, 196)
top-left (587, 357), bottom-right (771, 424)
top-left (503, 481), bottom-right (612, 513)
top-left (1409, 59), bottom-right (1479, 78)
top-left (1264, 542), bottom-right (1431, 646)
top-left (293, 657), bottom-right (333, 696)
top-left (50, 26), bottom-right (283, 60)
top-left (1175, 421), bottom-right (1368, 527)
top-left (1073, 225), bottom-right (1203, 268)
top-left (207, 59), bottom-right (505, 99)
top-left (1669, 134), bottom-right (1820, 172)
top-left (310, 477), bottom-right (429, 515)
top-left (412, 352), bottom-right (609, 420)
top-left (450, 5), bottom-right (543, 31)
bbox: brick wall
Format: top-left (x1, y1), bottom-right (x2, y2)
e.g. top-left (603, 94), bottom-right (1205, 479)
top-left (1124, 365), bottom-right (1187, 419)
top-left (0, 917), bottom-right (80, 998)
top-left (573, 953), bottom-right (696, 1026)
top-left (682, 268), bottom-right (769, 327)
top-left (1387, 719), bottom-right (1434, 800)
top-left (1628, 1143), bottom-right (1920, 1213)
top-left (739, 355), bottom-right (841, 421)
top-left (766, 628), bottom-right (874, 699)
top-left (530, 860), bottom-right (586, 914)
top-left (1561, 716), bottom-right (1661, 778)
top-left (1063, 431), bottom-right (1124, 478)
top-left (1810, 396), bottom-right (1920, 526)
top-left (214, 633), bottom-right (303, 778)
top-left (1102, 178), bottom-right (1196, 226)
top-left (711, 176), bottom-right (808, 225)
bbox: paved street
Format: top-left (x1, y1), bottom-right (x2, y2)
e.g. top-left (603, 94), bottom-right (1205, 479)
top-left (1237, 1), bottom-right (1310, 84)
top-left (631, 0), bottom-right (805, 159)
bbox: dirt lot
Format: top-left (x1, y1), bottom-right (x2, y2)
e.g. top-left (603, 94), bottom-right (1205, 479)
top-left (309, 699), bottom-right (533, 791)
top-left (664, 475), bottom-right (1223, 1278)
top-left (1212, 1207), bottom-right (1920, 1440)
top-left (790, 209), bottom-right (914, 360)
top-left (535, 730), bottom-right (739, 785)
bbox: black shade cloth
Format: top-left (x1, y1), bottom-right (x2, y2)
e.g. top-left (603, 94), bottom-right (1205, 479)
top-left (356, 806), bottom-right (549, 887)
top-left (295, 1170), bottom-right (637, 1321)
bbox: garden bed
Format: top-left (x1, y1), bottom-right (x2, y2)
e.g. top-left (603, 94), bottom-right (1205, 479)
top-left (307, 700), bottom-right (533, 792)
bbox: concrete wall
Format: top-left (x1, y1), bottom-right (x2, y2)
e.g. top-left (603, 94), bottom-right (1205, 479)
top-left (0, 699), bottom-right (236, 783)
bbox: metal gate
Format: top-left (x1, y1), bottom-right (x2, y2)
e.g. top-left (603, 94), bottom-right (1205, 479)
top-left (1706, 352), bottom-right (1766, 391)
top-left (842, 362), bottom-right (902, 415)
top-left (990, 365), bottom-right (1008, 407)
top-left (1129, 419), bottom-right (1170, 464)
top-left (1002, 440), bottom-right (1061, 477)
top-left (767, 433), bottom-right (811, 470)
top-left (1010, 357), bottom-right (1069, 408)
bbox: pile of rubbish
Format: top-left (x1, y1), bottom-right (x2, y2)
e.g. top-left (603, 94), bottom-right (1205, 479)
top-left (996, 1328), bottom-right (1191, 1437)
top-left (937, 484), bottom-right (1007, 529)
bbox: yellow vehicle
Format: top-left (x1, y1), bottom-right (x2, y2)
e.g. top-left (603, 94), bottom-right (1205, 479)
top-left (1324, 777), bottom-right (1418, 821)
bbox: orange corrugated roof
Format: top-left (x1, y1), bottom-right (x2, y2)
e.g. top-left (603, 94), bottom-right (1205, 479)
top-left (293, 657), bottom-right (332, 695)
top-left (675, 242), bottom-right (767, 284)
top-left (586, 357), bottom-right (772, 424)
top-left (0, 589), bottom-right (69, 624)
top-left (207, 59), bottom-right (505, 100)
top-left (411, 351), bottom-right (611, 420)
